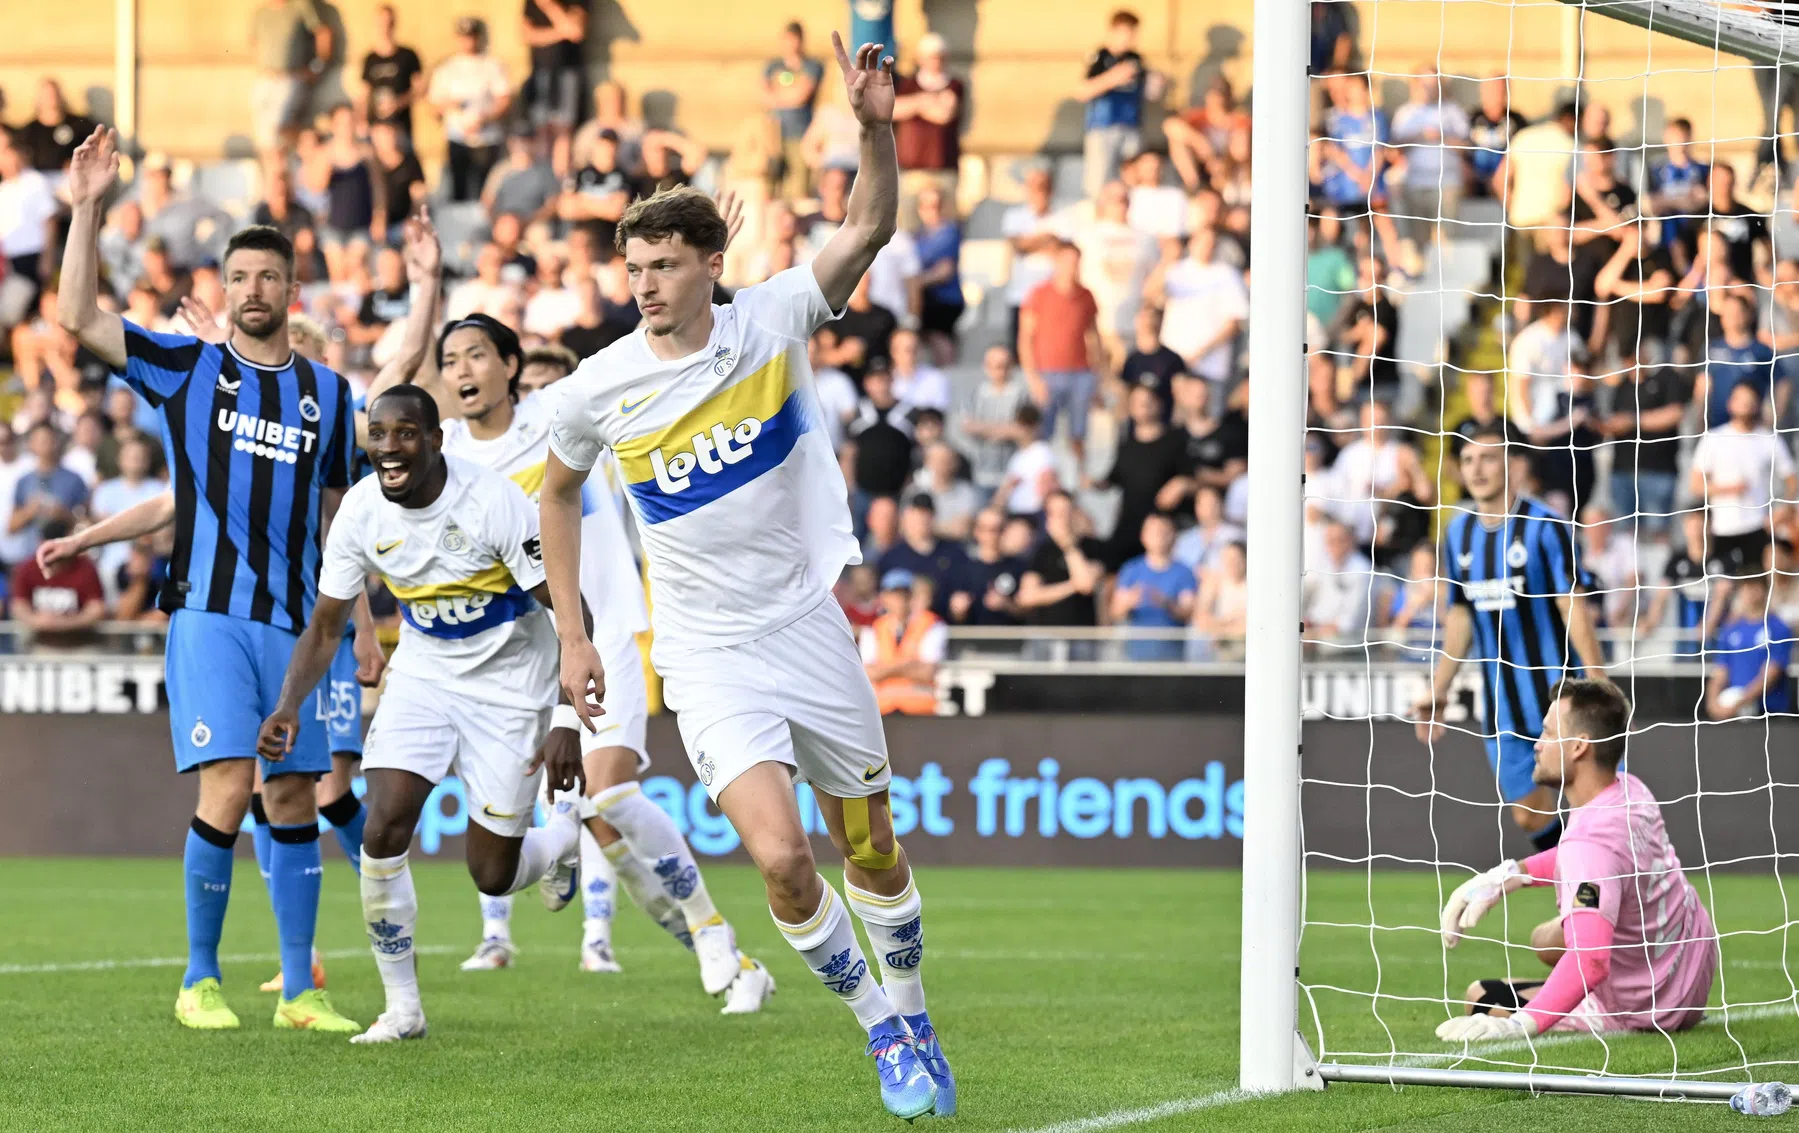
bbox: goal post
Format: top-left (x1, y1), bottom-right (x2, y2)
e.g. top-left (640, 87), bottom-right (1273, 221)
top-left (1240, 0), bottom-right (1799, 1101)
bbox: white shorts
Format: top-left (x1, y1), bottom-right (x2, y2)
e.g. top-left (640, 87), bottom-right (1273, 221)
top-left (579, 631), bottom-right (650, 773)
top-left (363, 672), bottom-right (552, 838)
top-left (658, 595), bottom-right (889, 802)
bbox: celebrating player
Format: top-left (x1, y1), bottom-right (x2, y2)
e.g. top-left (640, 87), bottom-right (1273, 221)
top-left (1436, 678), bottom-right (1718, 1040)
top-left (57, 125), bottom-right (363, 1033)
top-left (539, 36), bottom-right (952, 1120)
top-left (1415, 423), bottom-right (1607, 849)
top-left (257, 386), bottom-right (588, 1044)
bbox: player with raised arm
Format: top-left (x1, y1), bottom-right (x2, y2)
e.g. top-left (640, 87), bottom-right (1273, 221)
top-left (57, 126), bottom-right (365, 1033)
top-left (258, 386), bottom-right (588, 1044)
top-left (1415, 423), bottom-right (1607, 849)
top-left (539, 36), bottom-right (951, 1120)
top-left (1436, 678), bottom-right (1717, 1040)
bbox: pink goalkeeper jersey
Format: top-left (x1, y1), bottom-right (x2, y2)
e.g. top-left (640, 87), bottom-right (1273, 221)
top-left (1554, 773), bottom-right (1717, 1031)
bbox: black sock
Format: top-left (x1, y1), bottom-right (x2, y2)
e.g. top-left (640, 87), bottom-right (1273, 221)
top-left (267, 822), bottom-right (322, 845)
top-left (319, 791), bottom-right (362, 828)
top-left (190, 816), bottom-right (238, 850)
top-left (249, 793), bottom-right (268, 827)
top-left (1529, 819), bottom-right (1563, 852)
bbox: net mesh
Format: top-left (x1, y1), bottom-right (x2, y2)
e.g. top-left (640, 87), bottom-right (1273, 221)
top-left (1296, 0), bottom-right (1799, 1089)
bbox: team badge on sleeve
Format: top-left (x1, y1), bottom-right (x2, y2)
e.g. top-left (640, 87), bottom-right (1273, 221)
top-left (1575, 882), bottom-right (1601, 909)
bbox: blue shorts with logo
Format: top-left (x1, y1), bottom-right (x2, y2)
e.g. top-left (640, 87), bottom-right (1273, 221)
top-left (166, 608), bottom-right (329, 777)
top-left (315, 635), bottom-right (364, 758)
top-left (1485, 734), bottom-right (1540, 803)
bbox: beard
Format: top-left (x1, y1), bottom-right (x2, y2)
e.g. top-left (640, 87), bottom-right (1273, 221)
top-left (231, 306), bottom-right (284, 341)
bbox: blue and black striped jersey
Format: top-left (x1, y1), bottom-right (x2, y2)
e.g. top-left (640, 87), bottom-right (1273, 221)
top-left (119, 320), bottom-right (355, 632)
top-left (1442, 496), bottom-right (1588, 744)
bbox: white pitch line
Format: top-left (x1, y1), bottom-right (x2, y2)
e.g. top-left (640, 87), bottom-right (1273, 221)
top-left (0, 944), bottom-right (459, 976)
top-left (1004, 1089), bottom-right (1258, 1133)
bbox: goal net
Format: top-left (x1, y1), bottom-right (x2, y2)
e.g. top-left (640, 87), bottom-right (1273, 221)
top-left (1243, 0), bottom-right (1799, 1101)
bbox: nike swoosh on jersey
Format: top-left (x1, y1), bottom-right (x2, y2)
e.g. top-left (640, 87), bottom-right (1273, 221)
top-left (482, 804), bottom-right (517, 820)
top-left (863, 759), bottom-right (889, 782)
top-left (620, 392), bottom-right (658, 415)
top-left (376, 539), bottom-right (403, 555)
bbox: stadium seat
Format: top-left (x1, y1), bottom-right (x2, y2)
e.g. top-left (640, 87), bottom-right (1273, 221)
top-left (432, 202), bottom-right (492, 277)
top-left (963, 199), bottom-right (1010, 241)
top-left (191, 161), bottom-right (262, 221)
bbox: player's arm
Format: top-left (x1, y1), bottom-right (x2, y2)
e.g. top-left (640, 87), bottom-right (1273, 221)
top-left (37, 490), bottom-right (175, 572)
top-left (259, 593), bottom-right (355, 760)
top-left (362, 209), bottom-right (446, 422)
top-left (811, 36), bottom-right (899, 312)
top-left (1414, 602), bottom-right (1473, 742)
top-left (540, 449), bottom-right (607, 729)
top-left (1557, 587), bottom-right (1607, 679)
top-left (56, 127), bottom-right (127, 370)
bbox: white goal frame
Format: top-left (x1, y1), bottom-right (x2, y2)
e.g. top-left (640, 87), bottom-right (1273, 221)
top-left (1237, 0), bottom-right (1792, 1100)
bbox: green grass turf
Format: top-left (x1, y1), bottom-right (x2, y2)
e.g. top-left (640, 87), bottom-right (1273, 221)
top-left (0, 860), bottom-right (1793, 1132)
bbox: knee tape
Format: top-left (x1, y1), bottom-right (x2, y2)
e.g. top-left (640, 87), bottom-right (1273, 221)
top-left (841, 796), bottom-right (899, 871)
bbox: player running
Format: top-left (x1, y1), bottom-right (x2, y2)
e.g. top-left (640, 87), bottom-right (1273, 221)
top-left (540, 36), bottom-right (952, 1120)
top-left (57, 126), bottom-right (363, 1032)
top-left (258, 386), bottom-right (588, 1044)
top-left (1414, 423), bottom-right (1607, 850)
top-left (1437, 678), bottom-right (1718, 1040)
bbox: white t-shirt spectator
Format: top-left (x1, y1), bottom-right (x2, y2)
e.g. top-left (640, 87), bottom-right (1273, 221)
top-left (865, 228), bottom-right (922, 327)
top-left (858, 617), bottom-right (948, 664)
top-left (1173, 521), bottom-right (1244, 574)
top-left (1128, 184), bottom-right (1190, 238)
top-left (1303, 547), bottom-right (1376, 643)
top-left (1691, 426), bottom-right (1796, 537)
top-left (1077, 219), bottom-right (1157, 338)
top-left (814, 364), bottom-right (860, 452)
top-left (1002, 204), bottom-right (1070, 305)
top-left (1505, 118), bottom-right (1576, 228)
top-left (429, 54), bottom-right (511, 147)
top-left (1582, 530), bottom-right (1640, 623)
top-left (445, 278), bottom-right (518, 322)
top-left (1327, 437), bottom-right (1416, 542)
top-left (1160, 258), bottom-right (1249, 381)
top-left (1509, 317), bottom-right (1574, 426)
top-left (523, 285), bottom-right (581, 339)
top-left (1003, 439), bottom-right (1058, 515)
top-left (1391, 98), bottom-right (1471, 189)
top-left (90, 474), bottom-right (169, 594)
top-left (893, 364), bottom-right (951, 413)
top-left (0, 166), bottom-right (58, 259)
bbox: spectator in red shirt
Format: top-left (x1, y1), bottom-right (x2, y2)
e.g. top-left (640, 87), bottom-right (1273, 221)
top-left (1019, 242), bottom-right (1105, 465)
top-left (11, 520), bottom-right (105, 649)
top-left (893, 32), bottom-right (964, 222)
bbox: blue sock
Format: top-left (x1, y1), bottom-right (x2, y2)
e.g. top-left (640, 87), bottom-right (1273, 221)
top-left (182, 819), bottom-right (236, 989)
top-left (319, 790), bottom-right (365, 876)
top-left (266, 822), bottom-right (323, 1001)
top-left (248, 793), bottom-right (273, 886)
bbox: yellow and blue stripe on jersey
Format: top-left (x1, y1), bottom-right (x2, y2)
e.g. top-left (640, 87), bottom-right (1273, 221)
top-left (386, 562), bottom-right (536, 641)
top-left (613, 356), bottom-right (808, 525)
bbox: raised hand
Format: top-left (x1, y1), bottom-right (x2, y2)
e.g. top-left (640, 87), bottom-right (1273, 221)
top-left (401, 204), bottom-right (442, 285)
top-left (67, 126), bottom-right (120, 207)
top-left (832, 32), bottom-right (895, 128)
top-left (715, 188), bottom-right (745, 252)
top-left (177, 295), bottom-right (225, 343)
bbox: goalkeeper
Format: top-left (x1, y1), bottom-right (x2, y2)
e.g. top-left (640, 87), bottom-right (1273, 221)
top-left (1436, 678), bottom-right (1717, 1042)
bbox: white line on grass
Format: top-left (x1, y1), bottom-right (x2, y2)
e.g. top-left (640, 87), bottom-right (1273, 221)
top-left (1004, 1089), bottom-right (1259, 1133)
top-left (0, 944), bottom-right (459, 976)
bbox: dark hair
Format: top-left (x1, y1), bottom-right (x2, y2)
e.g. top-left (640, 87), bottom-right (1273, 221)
top-left (1460, 421), bottom-right (1509, 448)
top-left (1670, 116), bottom-right (1693, 133)
top-left (1015, 403), bottom-right (1043, 431)
top-left (615, 186), bottom-right (729, 256)
top-left (1550, 678), bottom-right (1629, 770)
top-left (370, 384), bottom-right (441, 432)
top-left (1110, 8), bottom-right (1140, 27)
top-left (783, 19), bottom-right (804, 37)
top-left (222, 225), bottom-right (296, 279)
top-left (436, 314), bottom-right (524, 400)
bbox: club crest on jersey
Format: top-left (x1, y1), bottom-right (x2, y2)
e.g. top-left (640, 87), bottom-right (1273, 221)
top-left (648, 417), bottom-right (764, 494)
top-left (442, 525), bottom-right (469, 553)
top-left (1506, 541), bottom-right (1529, 569)
top-left (697, 751), bottom-right (715, 786)
top-left (298, 394), bottom-right (321, 423)
top-left (711, 346), bottom-right (737, 377)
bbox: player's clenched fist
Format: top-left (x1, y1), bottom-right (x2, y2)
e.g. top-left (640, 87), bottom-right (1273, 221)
top-left (256, 709), bottom-right (299, 761)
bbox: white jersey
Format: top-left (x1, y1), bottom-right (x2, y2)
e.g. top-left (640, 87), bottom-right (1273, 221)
top-left (549, 266), bottom-right (858, 652)
top-left (442, 390), bottom-right (649, 647)
top-left (319, 456), bottom-right (557, 710)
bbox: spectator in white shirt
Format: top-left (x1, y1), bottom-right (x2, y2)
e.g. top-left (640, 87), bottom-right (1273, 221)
top-left (1304, 519), bottom-right (1376, 645)
top-left (0, 131), bottom-right (57, 327)
top-left (1172, 483), bottom-right (1244, 575)
top-left (522, 249), bottom-right (580, 339)
top-left (1509, 300), bottom-right (1574, 428)
top-left (907, 442), bottom-right (984, 541)
top-left (88, 435), bottom-right (168, 595)
top-left (428, 16), bottom-right (512, 202)
top-left (889, 328), bottom-right (951, 413)
top-left (1579, 504), bottom-right (1641, 627)
top-left (1122, 150), bottom-right (1188, 238)
top-left (1076, 179), bottom-right (1158, 351)
top-left (445, 242), bottom-right (521, 321)
top-left (1149, 224), bottom-right (1248, 387)
top-left (953, 344), bottom-right (1033, 492)
top-left (1326, 400), bottom-right (1436, 557)
top-left (1002, 165), bottom-right (1067, 349)
top-left (1689, 382), bottom-right (1797, 581)
top-left (1389, 67), bottom-right (1471, 246)
top-left (807, 327), bottom-right (860, 453)
top-left (997, 404), bottom-right (1058, 517)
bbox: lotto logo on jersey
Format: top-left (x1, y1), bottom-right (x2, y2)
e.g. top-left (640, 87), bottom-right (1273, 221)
top-left (405, 592), bottom-right (495, 631)
top-left (647, 417), bottom-right (764, 494)
top-left (217, 409), bottom-right (317, 465)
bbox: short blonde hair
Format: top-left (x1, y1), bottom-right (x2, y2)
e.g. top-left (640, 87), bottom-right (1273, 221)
top-left (287, 314), bottom-right (328, 361)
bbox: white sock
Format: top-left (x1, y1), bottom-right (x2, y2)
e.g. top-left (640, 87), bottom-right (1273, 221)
top-left (592, 782), bottom-right (720, 930)
top-left (604, 839), bottom-right (693, 949)
top-left (501, 809), bottom-right (580, 896)
top-left (579, 825), bottom-right (615, 947)
top-left (846, 875), bottom-right (926, 1018)
top-left (361, 851), bottom-right (421, 1016)
top-left (774, 879), bottom-right (895, 1031)
top-left (480, 893), bottom-right (513, 941)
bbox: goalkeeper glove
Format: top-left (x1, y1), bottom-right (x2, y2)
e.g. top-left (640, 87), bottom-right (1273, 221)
top-left (1436, 1011), bottom-right (1539, 1043)
top-left (1440, 859), bottom-right (1529, 948)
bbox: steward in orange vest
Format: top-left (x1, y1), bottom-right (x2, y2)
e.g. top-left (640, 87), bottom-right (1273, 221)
top-left (860, 570), bottom-right (945, 716)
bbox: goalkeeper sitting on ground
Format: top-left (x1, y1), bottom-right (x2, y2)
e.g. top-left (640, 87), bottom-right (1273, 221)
top-left (1436, 678), bottom-right (1717, 1042)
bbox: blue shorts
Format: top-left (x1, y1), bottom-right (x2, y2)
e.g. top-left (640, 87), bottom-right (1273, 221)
top-left (1485, 734), bottom-right (1540, 803)
top-left (166, 608), bottom-right (329, 778)
top-left (314, 635), bottom-right (364, 758)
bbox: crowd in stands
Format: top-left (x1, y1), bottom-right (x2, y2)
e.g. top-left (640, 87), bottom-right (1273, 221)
top-left (3, 1), bottom-right (1798, 699)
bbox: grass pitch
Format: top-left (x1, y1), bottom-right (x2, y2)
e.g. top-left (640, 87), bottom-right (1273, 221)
top-left (0, 860), bottom-right (1793, 1132)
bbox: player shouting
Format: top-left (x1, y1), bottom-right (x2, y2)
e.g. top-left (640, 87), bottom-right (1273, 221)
top-left (1415, 423), bottom-right (1607, 849)
top-left (1437, 678), bottom-right (1718, 1040)
top-left (540, 36), bottom-right (952, 1120)
top-left (58, 125), bottom-right (364, 1033)
top-left (258, 386), bottom-right (588, 1044)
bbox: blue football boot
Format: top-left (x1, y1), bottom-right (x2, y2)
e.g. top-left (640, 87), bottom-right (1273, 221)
top-left (866, 1016), bottom-right (937, 1121)
top-left (903, 1012), bottom-right (956, 1117)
